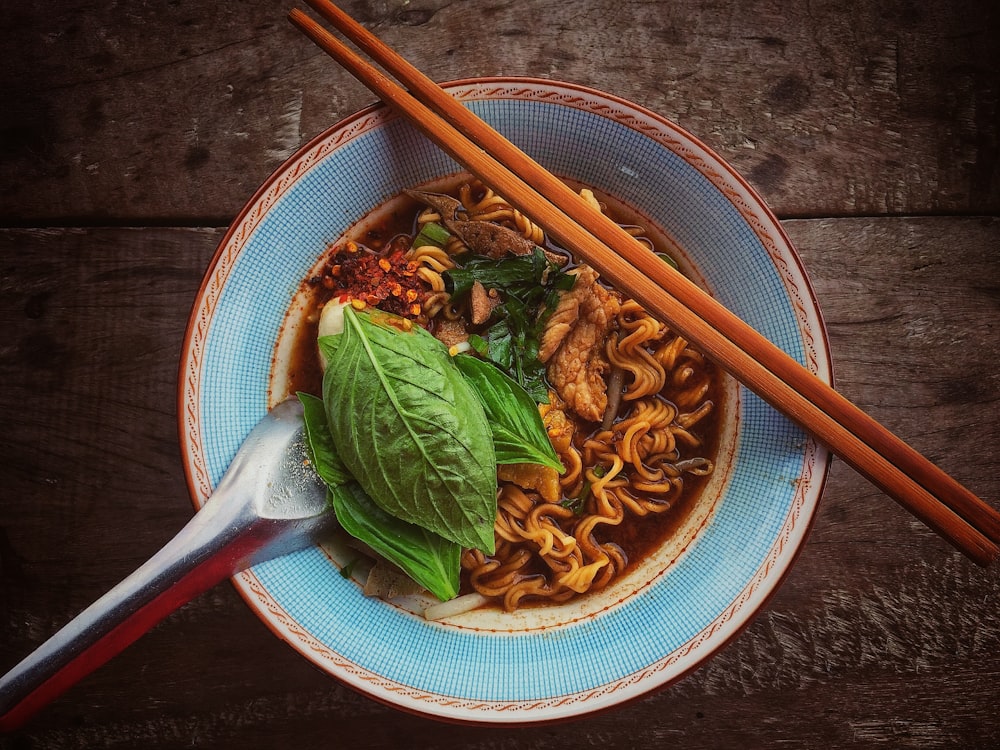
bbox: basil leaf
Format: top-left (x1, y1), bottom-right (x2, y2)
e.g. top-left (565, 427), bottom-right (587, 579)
top-left (318, 333), bottom-right (344, 364)
top-left (444, 249), bottom-right (573, 403)
top-left (454, 354), bottom-right (563, 472)
top-left (483, 296), bottom-right (551, 403)
top-left (323, 307), bottom-right (497, 553)
top-left (298, 391), bottom-right (461, 600)
top-left (330, 481), bottom-right (461, 602)
top-left (446, 247), bottom-right (560, 299)
top-left (486, 316), bottom-right (515, 371)
top-left (297, 391), bottom-right (352, 488)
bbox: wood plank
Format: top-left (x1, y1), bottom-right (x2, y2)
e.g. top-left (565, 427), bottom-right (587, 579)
top-left (0, 216), bottom-right (997, 746)
top-left (2, 0), bottom-right (997, 224)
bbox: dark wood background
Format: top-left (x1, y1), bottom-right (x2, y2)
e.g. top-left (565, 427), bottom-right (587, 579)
top-left (2, 0), bottom-right (998, 747)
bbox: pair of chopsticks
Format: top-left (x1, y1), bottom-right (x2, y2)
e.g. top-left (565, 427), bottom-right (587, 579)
top-left (287, 1), bottom-right (1000, 565)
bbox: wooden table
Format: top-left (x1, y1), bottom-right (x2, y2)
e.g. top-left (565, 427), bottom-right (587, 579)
top-left (2, 1), bottom-right (998, 747)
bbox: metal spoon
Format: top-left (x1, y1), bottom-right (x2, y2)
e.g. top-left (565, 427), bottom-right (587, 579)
top-left (0, 397), bottom-right (334, 731)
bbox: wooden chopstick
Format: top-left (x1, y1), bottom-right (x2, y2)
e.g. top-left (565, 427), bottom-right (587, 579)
top-left (288, 3), bottom-right (1000, 565)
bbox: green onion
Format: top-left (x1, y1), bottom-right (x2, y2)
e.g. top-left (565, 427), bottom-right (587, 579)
top-left (411, 221), bottom-right (451, 249)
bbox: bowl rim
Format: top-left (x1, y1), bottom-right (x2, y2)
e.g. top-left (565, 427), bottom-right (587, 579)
top-left (177, 75), bottom-right (834, 724)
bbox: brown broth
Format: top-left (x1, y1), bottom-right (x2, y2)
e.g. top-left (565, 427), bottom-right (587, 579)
top-left (594, 367), bottom-right (723, 573)
top-left (280, 177), bottom-right (728, 600)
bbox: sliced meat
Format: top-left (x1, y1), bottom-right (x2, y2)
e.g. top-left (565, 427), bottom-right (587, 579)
top-left (469, 281), bottom-right (501, 325)
top-left (538, 266), bottom-right (620, 422)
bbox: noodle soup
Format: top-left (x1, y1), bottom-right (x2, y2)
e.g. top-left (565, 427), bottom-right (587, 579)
top-left (184, 78), bottom-right (829, 718)
top-left (270, 176), bottom-right (738, 622)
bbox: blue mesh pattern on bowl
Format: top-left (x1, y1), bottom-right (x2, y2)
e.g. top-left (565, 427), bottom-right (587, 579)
top-left (190, 82), bottom-right (823, 710)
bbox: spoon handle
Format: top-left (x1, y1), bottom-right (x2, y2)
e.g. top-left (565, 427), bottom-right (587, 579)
top-left (0, 399), bottom-right (334, 731)
top-left (0, 489), bottom-right (262, 731)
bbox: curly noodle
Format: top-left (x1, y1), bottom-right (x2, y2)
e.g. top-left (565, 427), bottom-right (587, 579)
top-left (462, 323), bottom-right (718, 610)
top-left (403, 180), bottom-right (722, 612)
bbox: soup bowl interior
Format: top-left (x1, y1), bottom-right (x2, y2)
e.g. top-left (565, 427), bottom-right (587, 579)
top-left (179, 77), bottom-right (831, 724)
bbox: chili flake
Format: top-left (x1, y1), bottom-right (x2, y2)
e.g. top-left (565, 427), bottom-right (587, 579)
top-left (313, 242), bottom-right (429, 319)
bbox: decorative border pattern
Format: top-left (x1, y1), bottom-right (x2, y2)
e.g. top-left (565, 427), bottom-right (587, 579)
top-left (180, 107), bottom-right (397, 507)
top-left (234, 441), bottom-right (821, 718)
top-left (178, 78), bottom-right (832, 723)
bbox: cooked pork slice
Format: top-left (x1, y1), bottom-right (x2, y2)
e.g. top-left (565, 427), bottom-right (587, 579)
top-left (538, 266), bottom-right (620, 422)
top-left (469, 280), bottom-right (501, 325)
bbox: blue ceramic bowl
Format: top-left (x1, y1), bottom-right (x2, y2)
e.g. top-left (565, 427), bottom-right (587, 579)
top-left (179, 78), bottom-right (831, 723)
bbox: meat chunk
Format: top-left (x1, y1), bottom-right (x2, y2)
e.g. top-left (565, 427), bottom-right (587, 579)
top-left (497, 463), bottom-right (561, 503)
top-left (433, 318), bottom-right (468, 348)
top-left (447, 218), bottom-right (537, 259)
top-left (538, 266), bottom-right (620, 422)
top-left (469, 281), bottom-right (501, 325)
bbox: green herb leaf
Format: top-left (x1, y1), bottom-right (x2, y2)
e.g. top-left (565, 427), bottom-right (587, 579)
top-left (322, 307), bottom-right (497, 553)
top-left (297, 391), bottom-right (352, 489)
top-left (446, 247), bottom-right (561, 299)
top-left (453, 354), bottom-right (563, 472)
top-left (445, 248), bottom-right (574, 403)
top-left (330, 482), bottom-right (461, 601)
top-left (298, 392), bottom-right (462, 600)
top-left (318, 333), bottom-right (344, 364)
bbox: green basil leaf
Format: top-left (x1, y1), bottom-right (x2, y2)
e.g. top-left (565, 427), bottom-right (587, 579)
top-left (323, 307), bottom-right (497, 553)
top-left (299, 391), bottom-right (461, 600)
top-left (318, 334), bottom-right (343, 364)
top-left (297, 391), bottom-right (352, 489)
top-left (445, 248), bottom-right (568, 300)
top-left (453, 354), bottom-right (563, 472)
top-left (445, 249), bottom-right (573, 404)
top-left (330, 481), bottom-right (461, 602)
top-left (551, 271), bottom-right (577, 291)
top-left (486, 317), bottom-right (515, 371)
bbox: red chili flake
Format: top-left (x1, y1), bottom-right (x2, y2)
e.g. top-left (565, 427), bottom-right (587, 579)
top-left (317, 241), bottom-right (430, 319)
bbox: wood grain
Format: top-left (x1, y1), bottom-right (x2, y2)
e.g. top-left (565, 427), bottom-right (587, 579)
top-left (1, 218), bottom-right (997, 748)
top-left (289, 1), bottom-right (1000, 558)
top-left (1, 0), bottom-right (998, 746)
top-left (2, 0), bottom-right (997, 224)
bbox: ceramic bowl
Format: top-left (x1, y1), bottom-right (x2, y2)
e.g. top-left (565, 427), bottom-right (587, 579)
top-left (179, 77), bottom-right (831, 723)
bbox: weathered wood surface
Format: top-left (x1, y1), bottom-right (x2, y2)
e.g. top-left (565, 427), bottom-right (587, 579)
top-left (2, 0), bottom-right (997, 223)
top-left (2, 0), bottom-right (999, 747)
top-left (2, 218), bottom-right (998, 748)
